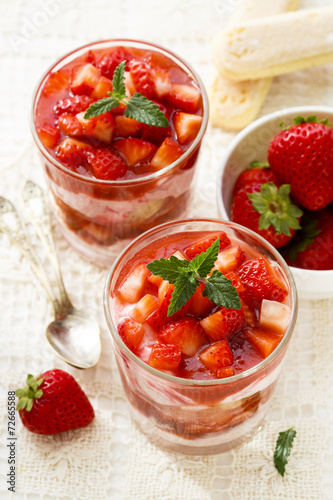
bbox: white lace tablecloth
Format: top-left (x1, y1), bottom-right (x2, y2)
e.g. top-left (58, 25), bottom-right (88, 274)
top-left (1, 1), bottom-right (333, 499)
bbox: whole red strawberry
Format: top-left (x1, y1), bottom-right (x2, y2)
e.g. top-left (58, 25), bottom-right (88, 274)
top-left (282, 207), bottom-right (333, 270)
top-left (232, 162), bottom-right (278, 196)
top-left (268, 116), bottom-right (333, 210)
top-left (231, 181), bottom-right (303, 249)
top-left (15, 370), bottom-right (94, 435)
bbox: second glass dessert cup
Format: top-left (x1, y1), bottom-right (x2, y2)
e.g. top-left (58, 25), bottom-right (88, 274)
top-left (104, 219), bottom-right (298, 455)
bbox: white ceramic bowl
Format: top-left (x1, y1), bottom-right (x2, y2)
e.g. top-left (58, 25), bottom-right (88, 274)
top-left (217, 106), bottom-right (333, 300)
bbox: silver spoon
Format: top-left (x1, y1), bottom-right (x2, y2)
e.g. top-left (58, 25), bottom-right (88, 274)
top-left (0, 183), bottom-right (101, 369)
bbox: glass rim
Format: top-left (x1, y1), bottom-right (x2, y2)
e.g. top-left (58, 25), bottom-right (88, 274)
top-left (29, 38), bottom-right (209, 186)
top-left (103, 217), bottom-right (298, 387)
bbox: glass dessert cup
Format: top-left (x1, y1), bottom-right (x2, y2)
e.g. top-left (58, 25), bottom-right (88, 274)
top-left (104, 219), bottom-right (298, 455)
top-left (30, 40), bottom-right (209, 266)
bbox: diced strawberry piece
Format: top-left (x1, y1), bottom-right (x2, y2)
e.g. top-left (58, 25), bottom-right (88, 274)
top-left (54, 95), bottom-right (94, 116)
top-left (86, 148), bottom-right (127, 180)
top-left (157, 279), bottom-right (173, 303)
top-left (37, 125), bottom-right (60, 149)
top-left (200, 308), bottom-right (245, 342)
top-left (98, 47), bottom-right (134, 79)
top-left (259, 299), bottom-right (290, 335)
top-left (71, 64), bottom-right (101, 95)
top-left (113, 138), bottom-right (157, 167)
top-left (129, 294), bottom-right (159, 324)
top-left (151, 67), bottom-right (172, 98)
top-left (187, 282), bottom-right (214, 318)
top-left (215, 246), bottom-right (246, 274)
top-left (240, 298), bottom-right (258, 328)
top-left (147, 272), bottom-right (163, 288)
top-left (55, 138), bottom-right (92, 167)
top-left (91, 76), bottom-right (113, 99)
top-left (168, 83), bottom-right (201, 113)
top-left (77, 112), bottom-right (116, 144)
top-left (42, 70), bottom-right (69, 96)
top-left (199, 340), bottom-right (234, 371)
top-left (129, 60), bottom-right (155, 98)
top-left (173, 112), bottom-right (202, 145)
top-left (140, 120), bottom-right (172, 145)
top-left (118, 318), bottom-right (144, 352)
top-left (146, 280), bottom-right (189, 330)
top-left (171, 250), bottom-right (187, 260)
top-left (118, 264), bottom-right (149, 303)
top-left (238, 257), bottom-right (288, 308)
top-left (216, 367), bottom-right (235, 379)
top-left (58, 114), bottom-right (84, 137)
top-left (148, 344), bottom-right (181, 370)
top-left (158, 316), bottom-right (205, 356)
top-left (244, 327), bottom-right (282, 358)
top-left (184, 232), bottom-right (231, 260)
top-left (115, 115), bottom-right (142, 138)
top-left (150, 138), bottom-right (183, 170)
top-left (124, 71), bottom-right (136, 97)
top-left (224, 272), bottom-right (246, 293)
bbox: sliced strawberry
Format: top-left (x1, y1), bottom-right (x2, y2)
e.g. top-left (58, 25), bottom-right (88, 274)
top-left (86, 148), bottom-right (127, 180)
top-left (199, 340), bottom-right (234, 371)
top-left (55, 138), bottom-right (92, 167)
top-left (244, 327), bottom-right (282, 358)
top-left (124, 71), bottom-right (136, 97)
top-left (146, 280), bottom-right (189, 330)
top-left (216, 367), bottom-right (235, 379)
top-left (240, 298), bottom-right (258, 328)
top-left (200, 307), bottom-right (245, 342)
top-left (173, 112), bottom-right (202, 145)
top-left (215, 246), bottom-right (246, 274)
top-left (115, 115), bottom-right (142, 138)
top-left (151, 67), bottom-right (172, 98)
top-left (238, 257), bottom-right (288, 308)
top-left (184, 232), bottom-right (231, 260)
top-left (150, 138), bottom-right (183, 170)
top-left (148, 344), bottom-right (181, 370)
top-left (37, 125), bottom-right (61, 149)
top-left (118, 263), bottom-right (149, 303)
top-left (187, 282), bottom-right (215, 318)
top-left (168, 83), bottom-right (201, 113)
top-left (140, 104), bottom-right (171, 144)
top-left (113, 138), bottom-right (157, 167)
top-left (259, 299), bottom-right (290, 335)
top-left (54, 95), bottom-right (94, 116)
top-left (58, 114), bottom-right (84, 137)
top-left (91, 76), bottom-right (113, 99)
top-left (224, 272), bottom-right (246, 293)
top-left (129, 294), bottom-right (159, 324)
top-left (129, 60), bottom-right (155, 99)
top-left (118, 318), bottom-right (144, 353)
top-left (147, 272), bottom-right (163, 289)
top-left (98, 47), bottom-right (134, 79)
top-left (76, 112), bottom-right (116, 144)
top-left (158, 316), bottom-right (205, 356)
top-left (70, 64), bottom-right (101, 95)
top-left (42, 70), bottom-right (69, 96)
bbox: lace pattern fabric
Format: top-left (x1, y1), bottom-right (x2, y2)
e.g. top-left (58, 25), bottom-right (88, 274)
top-left (0, 0), bottom-right (333, 499)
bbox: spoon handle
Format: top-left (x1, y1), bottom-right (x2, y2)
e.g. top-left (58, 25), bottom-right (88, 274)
top-left (0, 196), bottom-right (59, 309)
top-left (21, 180), bottom-right (73, 311)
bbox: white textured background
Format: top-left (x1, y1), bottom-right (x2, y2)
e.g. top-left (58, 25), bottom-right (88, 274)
top-left (0, 1), bottom-right (333, 499)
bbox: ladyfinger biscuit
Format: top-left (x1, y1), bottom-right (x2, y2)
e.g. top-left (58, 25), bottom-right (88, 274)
top-left (210, 0), bottom-right (298, 130)
top-left (213, 6), bottom-right (333, 81)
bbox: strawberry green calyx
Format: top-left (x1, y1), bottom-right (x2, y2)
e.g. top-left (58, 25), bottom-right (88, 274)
top-left (248, 182), bottom-right (303, 236)
top-left (15, 374), bottom-right (44, 412)
top-left (280, 115), bottom-right (331, 130)
top-left (281, 212), bottom-right (322, 262)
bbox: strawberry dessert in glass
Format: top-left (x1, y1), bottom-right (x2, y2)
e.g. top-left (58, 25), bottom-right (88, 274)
top-left (104, 219), bottom-right (297, 455)
top-left (31, 40), bottom-right (208, 265)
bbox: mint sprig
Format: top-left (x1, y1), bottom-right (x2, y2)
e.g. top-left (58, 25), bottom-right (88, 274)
top-left (84, 61), bottom-right (169, 127)
top-left (274, 427), bottom-right (297, 476)
top-left (146, 238), bottom-right (241, 316)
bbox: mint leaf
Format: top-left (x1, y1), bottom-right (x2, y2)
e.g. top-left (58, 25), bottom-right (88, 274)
top-left (190, 238), bottom-right (220, 278)
top-left (112, 60), bottom-right (126, 96)
top-left (203, 270), bottom-right (241, 310)
top-left (147, 255), bottom-right (190, 284)
top-left (125, 93), bottom-right (169, 127)
top-left (84, 96), bottom-right (121, 119)
top-left (167, 273), bottom-right (198, 316)
top-left (274, 428), bottom-right (297, 476)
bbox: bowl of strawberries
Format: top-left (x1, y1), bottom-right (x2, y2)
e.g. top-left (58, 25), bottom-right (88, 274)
top-left (217, 106), bottom-right (333, 299)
